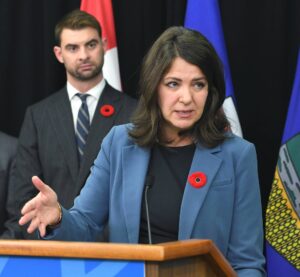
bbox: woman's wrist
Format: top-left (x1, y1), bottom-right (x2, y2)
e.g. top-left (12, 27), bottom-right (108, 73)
top-left (48, 202), bottom-right (62, 227)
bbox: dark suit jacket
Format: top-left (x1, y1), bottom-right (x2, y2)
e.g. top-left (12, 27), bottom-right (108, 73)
top-left (0, 132), bottom-right (17, 235)
top-left (2, 83), bottom-right (137, 239)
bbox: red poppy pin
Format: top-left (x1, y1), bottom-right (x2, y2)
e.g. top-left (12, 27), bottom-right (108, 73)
top-left (100, 104), bottom-right (115, 117)
top-left (188, 172), bottom-right (207, 189)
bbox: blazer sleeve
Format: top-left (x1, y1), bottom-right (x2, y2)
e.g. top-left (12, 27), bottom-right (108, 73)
top-left (228, 143), bottom-right (266, 276)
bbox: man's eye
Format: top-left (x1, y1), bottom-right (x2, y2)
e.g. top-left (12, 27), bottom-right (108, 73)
top-left (67, 46), bottom-right (77, 52)
top-left (88, 42), bottom-right (97, 49)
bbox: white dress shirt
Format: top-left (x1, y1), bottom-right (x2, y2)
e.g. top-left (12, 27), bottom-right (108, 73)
top-left (67, 79), bottom-right (106, 130)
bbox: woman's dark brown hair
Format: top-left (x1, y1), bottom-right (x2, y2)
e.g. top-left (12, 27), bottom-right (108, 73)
top-left (129, 26), bottom-right (230, 148)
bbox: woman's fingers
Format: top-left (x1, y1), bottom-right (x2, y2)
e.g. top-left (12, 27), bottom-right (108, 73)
top-left (19, 209), bottom-right (36, 226)
top-left (21, 176), bottom-right (55, 217)
top-left (31, 176), bottom-right (57, 203)
top-left (39, 223), bottom-right (47, 237)
top-left (20, 196), bottom-right (38, 215)
top-left (31, 176), bottom-right (49, 194)
top-left (26, 216), bottom-right (40, 234)
top-left (21, 176), bottom-right (49, 215)
top-left (19, 176), bottom-right (59, 235)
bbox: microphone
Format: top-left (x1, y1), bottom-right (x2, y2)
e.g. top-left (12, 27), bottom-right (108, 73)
top-left (144, 175), bottom-right (154, 244)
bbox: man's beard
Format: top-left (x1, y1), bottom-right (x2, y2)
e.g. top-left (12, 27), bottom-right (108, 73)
top-left (67, 61), bottom-right (103, 81)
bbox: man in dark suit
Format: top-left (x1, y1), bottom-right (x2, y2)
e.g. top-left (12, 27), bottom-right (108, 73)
top-left (1, 10), bottom-right (136, 239)
top-left (0, 132), bottom-right (17, 235)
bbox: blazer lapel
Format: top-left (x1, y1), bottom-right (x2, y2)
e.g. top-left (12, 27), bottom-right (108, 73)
top-left (179, 144), bottom-right (222, 240)
top-left (76, 84), bottom-right (123, 190)
top-left (122, 145), bottom-right (151, 243)
top-left (48, 90), bottom-right (79, 183)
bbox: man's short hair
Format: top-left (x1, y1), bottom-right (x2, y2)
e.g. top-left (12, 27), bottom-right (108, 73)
top-left (54, 9), bottom-right (102, 45)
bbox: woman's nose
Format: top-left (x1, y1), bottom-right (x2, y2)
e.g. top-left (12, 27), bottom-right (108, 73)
top-left (179, 87), bottom-right (192, 104)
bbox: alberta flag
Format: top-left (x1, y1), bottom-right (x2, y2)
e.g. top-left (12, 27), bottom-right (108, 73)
top-left (265, 49), bottom-right (300, 276)
top-left (81, 0), bottom-right (122, 91)
top-left (184, 0), bottom-right (242, 137)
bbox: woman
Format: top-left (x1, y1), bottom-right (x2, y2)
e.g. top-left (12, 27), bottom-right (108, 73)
top-left (20, 26), bottom-right (265, 276)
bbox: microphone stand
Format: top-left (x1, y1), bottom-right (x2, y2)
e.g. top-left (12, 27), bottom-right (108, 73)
top-left (144, 176), bottom-right (153, 244)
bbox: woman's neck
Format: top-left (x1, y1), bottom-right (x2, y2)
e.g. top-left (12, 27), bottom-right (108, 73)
top-left (159, 133), bottom-right (194, 147)
top-left (159, 125), bottom-right (194, 147)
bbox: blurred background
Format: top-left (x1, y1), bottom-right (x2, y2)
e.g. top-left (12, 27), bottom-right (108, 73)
top-left (0, 0), bottom-right (299, 213)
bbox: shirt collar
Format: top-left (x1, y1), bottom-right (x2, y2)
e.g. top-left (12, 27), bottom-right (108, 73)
top-left (67, 78), bottom-right (106, 101)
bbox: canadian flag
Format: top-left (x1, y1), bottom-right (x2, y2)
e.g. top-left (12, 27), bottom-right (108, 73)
top-left (80, 0), bottom-right (122, 91)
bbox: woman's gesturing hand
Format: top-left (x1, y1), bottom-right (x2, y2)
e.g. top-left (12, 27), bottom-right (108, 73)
top-left (19, 176), bottom-right (61, 237)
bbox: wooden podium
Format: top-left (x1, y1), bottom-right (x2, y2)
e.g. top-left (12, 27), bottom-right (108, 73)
top-left (0, 239), bottom-right (237, 276)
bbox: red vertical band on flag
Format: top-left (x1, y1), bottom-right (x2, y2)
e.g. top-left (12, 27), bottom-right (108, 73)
top-left (80, 0), bottom-right (122, 91)
top-left (80, 0), bottom-right (117, 50)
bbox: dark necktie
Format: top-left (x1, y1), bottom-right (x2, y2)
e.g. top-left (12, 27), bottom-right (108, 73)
top-left (75, 93), bottom-right (90, 162)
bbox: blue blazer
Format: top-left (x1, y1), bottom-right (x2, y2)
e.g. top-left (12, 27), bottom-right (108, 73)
top-left (48, 124), bottom-right (265, 276)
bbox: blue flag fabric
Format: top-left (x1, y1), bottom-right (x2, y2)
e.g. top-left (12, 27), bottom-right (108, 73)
top-left (184, 0), bottom-right (242, 136)
top-left (265, 50), bottom-right (300, 275)
top-left (282, 55), bottom-right (300, 144)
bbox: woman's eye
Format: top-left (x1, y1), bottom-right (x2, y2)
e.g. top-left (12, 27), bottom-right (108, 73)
top-left (166, 81), bottom-right (178, 88)
top-left (194, 82), bottom-right (206, 90)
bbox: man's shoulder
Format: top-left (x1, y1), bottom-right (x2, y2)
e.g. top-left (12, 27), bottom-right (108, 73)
top-left (103, 83), bottom-right (137, 104)
top-left (27, 87), bottom-right (67, 112)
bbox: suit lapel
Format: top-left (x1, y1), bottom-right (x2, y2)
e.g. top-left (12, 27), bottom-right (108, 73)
top-left (76, 84), bottom-right (124, 191)
top-left (48, 89), bottom-right (79, 183)
top-left (122, 145), bottom-right (150, 243)
top-left (179, 144), bottom-right (222, 240)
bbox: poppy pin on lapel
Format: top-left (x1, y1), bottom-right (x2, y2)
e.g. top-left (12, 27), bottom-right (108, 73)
top-left (100, 105), bottom-right (114, 117)
top-left (188, 172), bottom-right (207, 189)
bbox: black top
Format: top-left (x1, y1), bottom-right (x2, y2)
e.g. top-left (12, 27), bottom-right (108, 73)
top-left (139, 143), bottom-right (195, 244)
